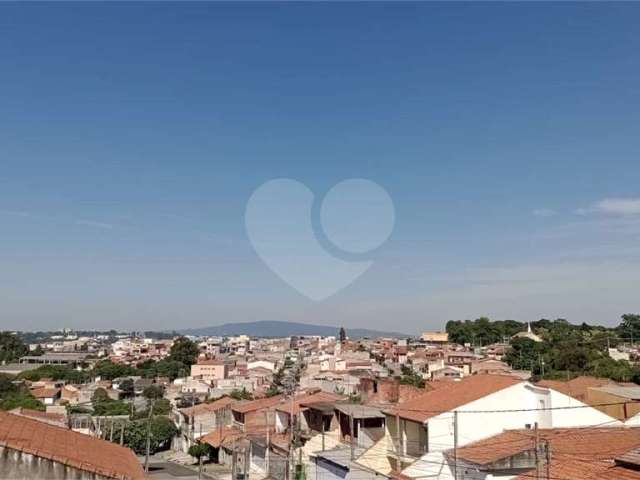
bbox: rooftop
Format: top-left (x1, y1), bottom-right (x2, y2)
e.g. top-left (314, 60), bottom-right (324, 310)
top-left (312, 445), bottom-right (367, 469)
top-left (276, 391), bottom-right (344, 415)
top-left (0, 411), bottom-right (144, 480)
top-left (536, 376), bottom-right (613, 402)
top-left (179, 396), bottom-right (236, 417)
top-left (232, 394), bottom-right (284, 414)
top-left (385, 374), bottom-right (522, 422)
top-left (592, 385), bottom-right (640, 400)
top-left (335, 404), bottom-right (385, 419)
top-left (451, 427), bottom-right (640, 480)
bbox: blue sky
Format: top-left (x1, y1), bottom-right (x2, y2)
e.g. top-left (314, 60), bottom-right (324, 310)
top-left (1, 3), bottom-right (640, 332)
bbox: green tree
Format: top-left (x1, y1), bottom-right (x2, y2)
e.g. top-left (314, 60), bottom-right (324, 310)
top-left (143, 384), bottom-right (165, 400)
top-left (137, 359), bottom-right (187, 381)
top-left (132, 398), bottom-right (171, 419)
top-left (19, 365), bottom-right (89, 383)
top-left (91, 388), bottom-right (130, 416)
top-left (168, 337), bottom-right (199, 367)
top-left (92, 360), bottom-right (137, 381)
top-left (188, 443), bottom-right (213, 462)
top-left (229, 388), bottom-right (253, 400)
top-left (619, 314), bottom-right (640, 340)
top-left (124, 416), bottom-right (178, 454)
top-left (0, 375), bottom-right (44, 411)
top-left (503, 338), bottom-right (548, 372)
top-left (119, 379), bottom-right (135, 399)
top-left (339, 328), bottom-right (346, 343)
top-left (265, 384), bottom-right (281, 397)
top-left (0, 332), bottom-right (28, 363)
top-left (399, 365), bottom-right (425, 388)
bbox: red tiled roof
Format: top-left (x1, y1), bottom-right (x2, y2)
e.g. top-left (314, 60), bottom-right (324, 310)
top-left (385, 374), bottom-right (522, 422)
top-left (537, 376), bottom-right (613, 402)
top-left (179, 396), bottom-right (236, 417)
top-left (196, 359), bottom-right (226, 366)
top-left (0, 411), bottom-right (144, 480)
top-left (449, 426), bottom-right (640, 480)
top-left (276, 391), bottom-right (344, 415)
top-left (200, 426), bottom-right (244, 448)
top-left (30, 387), bottom-right (61, 399)
top-left (232, 394), bottom-right (284, 414)
top-left (9, 408), bottom-right (67, 426)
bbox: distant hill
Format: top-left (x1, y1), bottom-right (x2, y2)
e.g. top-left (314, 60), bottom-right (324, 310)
top-left (179, 320), bottom-right (410, 339)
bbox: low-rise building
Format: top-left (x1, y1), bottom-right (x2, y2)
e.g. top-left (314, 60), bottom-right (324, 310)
top-left (0, 411), bottom-right (144, 479)
top-left (191, 359), bottom-right (229, 381)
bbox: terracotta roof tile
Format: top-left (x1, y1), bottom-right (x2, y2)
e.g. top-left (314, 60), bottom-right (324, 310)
top-left (449, 426), bottom-right (640, 480)
top-left (458, 427), bottom-right (640, 467)
top-left (385, 374), bottom-right (522, 422)
top-left (232, 394), bottom-right (285, 414)
top-left (179, 396), bottom-right (236, 417)
top-left (0, 411), bottom-right (144, 480)
top-left (200, 426), bottom-right (244, 448)
top-left (196, 359), bottom-right (227, 365)
top-left (30, 387), bottom-right (61, 398)
top-left (276, 391), bottom-right (344, 415)
top-left (537, 376), bottom-right (613, 402)
top-left (9, 408), bottom-right (67, 427)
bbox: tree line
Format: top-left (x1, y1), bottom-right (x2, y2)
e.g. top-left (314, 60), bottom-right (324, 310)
top-left (446, 314), bottom-right (640, 382)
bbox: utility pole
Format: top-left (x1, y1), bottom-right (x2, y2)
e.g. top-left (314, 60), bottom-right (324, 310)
top-left (395, 412), bottom-right (401, 464)
top-left (534, 422), bottom-right (540, 480)
top-left (289, 393), bottom-right (295, 480)
top-left (231, 438), bottom-right (237, 480)
top-left (244, 447), bottom-right (250, 480)
top-left (349, 413), bottom-right (355, 460)
top-left (144, 402), bottom-right (155, 473)
top-left (453, 411), bottom-right (458, 480)
top-left (265, 410), bottom-right (271, 475)
top-left (198, 424), bottom-right (203, 480)
top-left (545, 439), bottom-right (551, 480)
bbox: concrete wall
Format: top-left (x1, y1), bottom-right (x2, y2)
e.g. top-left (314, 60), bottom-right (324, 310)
top-left (190, 363), bottom-right (228, 381)
top-left (0, 447), bottom-right (114, 480)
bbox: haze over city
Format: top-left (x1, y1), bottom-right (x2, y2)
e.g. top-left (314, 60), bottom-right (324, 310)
top-left (5, 4), bottom-right (640, 480)
top-left (2, 3), bottom-right (640, 332)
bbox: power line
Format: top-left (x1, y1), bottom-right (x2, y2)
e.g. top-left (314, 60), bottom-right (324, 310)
top-left (389, 399), bottom-right (640, 415)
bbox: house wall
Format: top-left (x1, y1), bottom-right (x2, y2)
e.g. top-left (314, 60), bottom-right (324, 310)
top-left (385, 415), bottom-right (427, 459)
top-left (400, 382), bottom-right (620, 480)
top-left (250, 441), bottom-right (267, 474)
top-left (357, 421), bottom-right (385, 448)
top-left (243, 409), bottom-right (273, 431)
top-left (547, 389), bottom-right (620, 427)
top-left (0, 447), bottom-right (114, 480)
top-left (275, 410), bottom-right (290, 433)
top-left (304, 409), bottom-right (335, 433)
top-left (268, 451), bottom-right (288, 480)
top-left (587, 389), bottom-right (640, 421)
top-left (190, 363), bottom-right (227, 381)
top-left (313, 458), bottom-right (348, 480)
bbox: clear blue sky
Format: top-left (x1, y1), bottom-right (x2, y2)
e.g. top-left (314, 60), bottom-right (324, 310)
top-left (2, 3), bottom-right (640, 332)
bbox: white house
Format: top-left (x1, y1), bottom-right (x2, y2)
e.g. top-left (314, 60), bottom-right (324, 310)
top-left (357, 374), bottom-right (620, 480)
